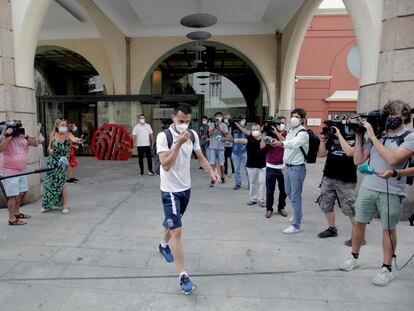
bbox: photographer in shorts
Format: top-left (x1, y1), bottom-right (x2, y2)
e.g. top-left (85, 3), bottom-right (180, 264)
top-left (317, 121), bottom-right (363, 246)
top-left (0, 121), bottom-right (38, 225)
top-left (339, 100), bottom-right (414, 287)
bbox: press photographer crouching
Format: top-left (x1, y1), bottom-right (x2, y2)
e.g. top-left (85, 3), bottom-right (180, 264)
top-left (317, 117), bottom-right (362, 246)
top-left (0, 121), bottom-right (38, 225)
top-left (339, 100), bottom-right (414, 287)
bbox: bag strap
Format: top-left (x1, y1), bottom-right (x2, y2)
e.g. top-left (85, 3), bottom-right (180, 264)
top-left (295, 128), bottom-right (308, 160)
top-left (164, 128), bottom-right (196, 150)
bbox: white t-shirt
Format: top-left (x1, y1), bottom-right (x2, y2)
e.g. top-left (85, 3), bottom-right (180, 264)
top-left (132, 123), bottom-right (153, 147)
top-left (157, 126), bottom-right (201, 193)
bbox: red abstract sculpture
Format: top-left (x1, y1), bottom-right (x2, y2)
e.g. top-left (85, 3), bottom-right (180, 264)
top-left (91, 124), bottom-right (133, 160)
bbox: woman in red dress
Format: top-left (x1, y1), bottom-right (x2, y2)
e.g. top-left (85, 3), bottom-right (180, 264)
top-left (67, 124), bottom-right (79, 183)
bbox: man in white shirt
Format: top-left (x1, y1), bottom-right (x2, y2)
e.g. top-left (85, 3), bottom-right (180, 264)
top-left (132, 114), bottom-right (154, 175)
top-left (157, 103), bottom-right (219, 295)
top-left (273, 108), bottom-right (309, 234)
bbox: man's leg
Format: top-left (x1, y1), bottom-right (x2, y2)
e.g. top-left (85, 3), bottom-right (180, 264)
top-left (169, 227), bottom-right (185, 273)
top-left (258, 168), bottom-right (266, 205)
top-left (241, 151), bottom-right (248, 188)
top-left (7, 196), bottom-right (26, 225)
top-left (351, 222), bottom-right (366, 255)
top-left (145, 146), bottom-right (154, 174)
top-left (383, 229), bottom-right (397, 266)
top-left (247, 168), bottom-right (258, 203)
top-left (218, 150), bottom-right (225, 181)
top-left (224, 147), bottom-right (229, 175)
top-left (232, 153), bottom-right (241, 188)
top-left (289, 166), bottom-right (306, 229)
top-left (137, 147), bottom-right (144, 174)
top-left (275, 170), bottom-right (287, 214)
top-left (265, 167), bottom-right (277, 213)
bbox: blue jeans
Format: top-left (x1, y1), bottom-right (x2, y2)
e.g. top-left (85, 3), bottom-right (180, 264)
top-left (232, 151), bottom-right (248, 186)
top-left (284, 164), bottom-right (306, 229)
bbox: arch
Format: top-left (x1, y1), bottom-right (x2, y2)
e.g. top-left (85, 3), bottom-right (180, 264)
top-left (138, 40), bottom-right (271, 108)
top-left (279, 0), bottom-right (384, 114)
top-left (36, 42), bottom-right (114, 94)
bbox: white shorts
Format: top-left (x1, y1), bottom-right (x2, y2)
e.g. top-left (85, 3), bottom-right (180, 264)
top-left (1, 176), bottom-right (29, 197)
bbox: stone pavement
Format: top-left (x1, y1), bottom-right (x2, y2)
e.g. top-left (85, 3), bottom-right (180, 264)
top-left (0, 158), bottom-right (413, 311)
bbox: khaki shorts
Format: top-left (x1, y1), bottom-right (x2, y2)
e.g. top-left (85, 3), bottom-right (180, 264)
top-left (355, 186), bottom-right (404, 229)
top-left (319, 177), bottom-right (356, 217)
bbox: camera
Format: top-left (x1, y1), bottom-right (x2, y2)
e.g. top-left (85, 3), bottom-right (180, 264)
top-left (262, 116), bottom-right (281, 138)
top-left (263, 136), bottom-right (274, 144)
top-left (0, 120), bottom-right (25, 137)
top-left (228, 116), bottom-right (242, 127)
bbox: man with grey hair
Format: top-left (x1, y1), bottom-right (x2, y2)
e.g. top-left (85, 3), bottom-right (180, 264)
top-left (339, 100), bottom-right (414, 287)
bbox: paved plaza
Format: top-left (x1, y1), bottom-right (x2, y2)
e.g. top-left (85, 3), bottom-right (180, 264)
top-left (0, 158), bottom-right (413, 311)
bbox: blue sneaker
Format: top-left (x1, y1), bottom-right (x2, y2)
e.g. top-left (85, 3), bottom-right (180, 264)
top-left (159, 244), bottom-right (174, 263)
top-left (180, 274), bottom-right (197, 295)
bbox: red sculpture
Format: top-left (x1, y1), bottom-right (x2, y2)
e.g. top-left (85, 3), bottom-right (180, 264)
top-left (91, 124), bottom-right (133, 160)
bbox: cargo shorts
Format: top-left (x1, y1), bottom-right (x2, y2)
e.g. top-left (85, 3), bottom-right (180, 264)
top-left (319, 177), bottom-right (356, 217)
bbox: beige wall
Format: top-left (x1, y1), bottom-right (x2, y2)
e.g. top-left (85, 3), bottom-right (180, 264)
top-left (37, 39), bottom-right (115, 94)
top-left (131, 35), bottom-right (277, 110)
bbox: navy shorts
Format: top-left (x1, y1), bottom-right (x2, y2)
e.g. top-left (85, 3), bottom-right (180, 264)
top-left (161, 189), bottom-right (191, 229)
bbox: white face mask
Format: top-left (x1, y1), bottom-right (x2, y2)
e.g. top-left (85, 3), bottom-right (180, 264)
top-left (290, 117), bottom-right (300, 128)
top-left (202, 120), bottom-right (207, 125)
top-left (72, 126), bottom-right (77, 132)
top-left (240, 120), bottom-right (246, 126)
top-left (58, 127), bottom-right (68, 134)
top-left (277, 124), bottom-right (285, 132)
top-left (139, 119), bottom-right (145, 124)
top-left (252, 130), bottom-right (261, 137)
top-left (216, 117), bottom-right (223, 122)
top-left (175, 123), bottom-right (189, 134)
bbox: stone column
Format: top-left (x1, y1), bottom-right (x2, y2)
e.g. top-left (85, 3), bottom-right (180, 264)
top-left (0, 0), bottom-right (40, 205)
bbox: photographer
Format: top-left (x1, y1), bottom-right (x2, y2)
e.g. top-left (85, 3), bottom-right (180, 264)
top-left (260, 116), bottom-right (288, 218)
top-left (208, 112), bottom-right (228, 186)
top-left (234, 123), bottom-right (266, 206)
top-left (339, 100), bottom-right (414, 287)
top-left (317, 122), bottom-right (360, 246)
top-left (231, 117), bottom-right (249, 190)
top-left (0, 122), bottom-right (38, 225)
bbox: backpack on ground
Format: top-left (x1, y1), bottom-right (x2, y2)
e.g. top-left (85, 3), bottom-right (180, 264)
top-left (296, 128), bottom-right (320, 164)
top-left (379, 130), bottom-right (413, 185)
top-left (153, 128), bottom-right (196, 175)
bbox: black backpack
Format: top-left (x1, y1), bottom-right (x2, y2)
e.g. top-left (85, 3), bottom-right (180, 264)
top-left (296, 128), bottom-right (320, 164)
top-left (378, 130), bottom-right (414, 185)
top-left (153, 128), bottom-right (196, 175)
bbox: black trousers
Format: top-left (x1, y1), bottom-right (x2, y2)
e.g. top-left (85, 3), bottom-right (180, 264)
top-left (265, 167), bottom-right (287, 212)
top-left (137, 146), bottom-right (153, 174)
top-left (224, 146), bottom-right (234, 175)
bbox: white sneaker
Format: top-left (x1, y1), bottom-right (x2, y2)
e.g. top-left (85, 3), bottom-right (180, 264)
top-left (40, 208), bottom-right (49, 213)
top-left (339, 255), bottom-right (360, 271)
top-left (372, 267), bottom-right (394, 286)
top-left (283, 225), bottom-right (302, 234)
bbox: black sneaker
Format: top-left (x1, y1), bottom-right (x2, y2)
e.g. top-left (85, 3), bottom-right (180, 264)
top-left (317, 227), bottom-right (338, 238)
top-left (221, 177), bottom-right (226, 184)
top-left (233, 185), bottom-right (241, 190)
top-left (210, 180), bottom-right (215, 187)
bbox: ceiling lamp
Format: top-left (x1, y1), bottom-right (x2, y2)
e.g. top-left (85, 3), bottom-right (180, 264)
top-left (186, 31), bottom-right (211, 41)
top-left (197, 75), bottom-right (209, 79)
top-left (181, 0), bottom-right (217, 28)
top-left (200, 83), bottom-right (207, 86)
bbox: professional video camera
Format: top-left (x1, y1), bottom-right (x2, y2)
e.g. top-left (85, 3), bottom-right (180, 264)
top-left (228, 116), bottom-right (243, 127)
top-left (262, 116), bottom-right (281, 138)
top-left (322, 110), bottom-right (388, 137)
top-left (0, 120), bottom-right (25, 137)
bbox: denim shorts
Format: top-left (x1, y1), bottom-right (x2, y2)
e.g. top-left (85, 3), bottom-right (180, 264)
top-left (161, 189), bottom-right (191, 230)
top-left (209, 148), bottom-right (225, 165)
top-left (355, 186), bottom-right (403, 229)
top-left (1, 176), bottom-right (29, 197)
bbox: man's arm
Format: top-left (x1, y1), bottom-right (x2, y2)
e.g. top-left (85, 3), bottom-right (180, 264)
top-left (149, 133), bottom-right (154, 147)
top-left (159, 131), bottom-right (190, 172)
top-left (336, 131), bottom-right (354, 157)
top-left (194, 149), bottom-right (220, 183)
top-left (353, 134), bottom-right (370, 165)
top-left (26, 136), bottom-right (39, 146)
top-left (234, 138), bottom-right (248, 145)
top-left (234, 122), bottom-right (251, 136)
top-left (282, 131), bottom-right (308, 149)
top-left (0, 136), bottom-right (12, 153)
top-left (318, 136), bottom-right (328, 158)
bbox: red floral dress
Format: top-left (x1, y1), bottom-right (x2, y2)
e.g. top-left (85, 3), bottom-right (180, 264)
top-left (68, 145), bottom-right (78, 167)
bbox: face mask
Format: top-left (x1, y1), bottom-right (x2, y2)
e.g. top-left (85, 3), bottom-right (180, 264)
top-left (386, 116), bottom-right (403, 130)
top-left (215, 117), bottom-right (222, 122)
top-left (223, 119), bottom-right (229, 125)
top-left (290, 117), bottom-right (300, 128)
top-left (202, 120), bottom-right (207, 125)
top-left (72, 126), bottom-right (77, 132)
top-left (252, 130), bottom-right (260, 137)
top-left (139, 119), bottom-right (145, 124)
top-left (175, 123), bottom-right (189, 134)
top-left (59, 127), bottom-right (68, 134)
top-left (277, 124), bottom-right (285, 132)
top-left (240, 120), bottom-right (246, 126)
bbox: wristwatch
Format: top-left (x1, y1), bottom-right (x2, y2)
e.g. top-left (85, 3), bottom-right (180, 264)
top-left (392, 169), bottom-right (399, 177)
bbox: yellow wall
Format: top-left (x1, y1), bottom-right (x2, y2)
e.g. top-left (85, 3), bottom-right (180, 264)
top-left (37, 39), bottom-right (115, 94)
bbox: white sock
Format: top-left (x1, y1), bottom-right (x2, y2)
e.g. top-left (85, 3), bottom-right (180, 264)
top-left (179, 271), bottom-right (188, 280)
top-left (160, 240), bottom-right (168, 248)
